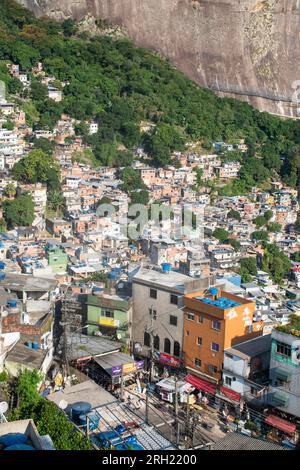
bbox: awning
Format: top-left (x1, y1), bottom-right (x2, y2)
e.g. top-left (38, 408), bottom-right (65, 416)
top-left (220, 386), bottom-right (241, 402)
top-left (185, 374), bottom-right (217, 394)
top-left (274, 367), bottom-right (291, 382)
top-left (265, 415), bottom-right (296, 434)
top-left (272, 391), bottom-right (289, 407)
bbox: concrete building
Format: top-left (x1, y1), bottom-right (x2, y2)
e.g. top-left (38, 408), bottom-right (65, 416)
top-left (86, 291), bottom-right (132, 344)
top-left (132, 266), bottom-right (213, 366)
top-left (183, 287), bottom-right (263, 384)
top-left (222, 334), bottom-right (271, 406)
top-left (267, 318), bottom-right (300, 419)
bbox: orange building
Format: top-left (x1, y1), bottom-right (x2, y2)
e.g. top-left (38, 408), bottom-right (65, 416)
top-left (183, 287), bottom-right (263, 385)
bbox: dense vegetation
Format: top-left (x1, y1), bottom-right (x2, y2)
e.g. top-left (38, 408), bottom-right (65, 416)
top-left (9, 369), bottom-right (92, 450)
top-left (0, 0), bottom-right (300, 189)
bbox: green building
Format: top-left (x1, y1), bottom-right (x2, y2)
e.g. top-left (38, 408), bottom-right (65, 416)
top-left (86, 293), bottom-right (132, 344)
top-left (45, 243), bottom-right (68, 273)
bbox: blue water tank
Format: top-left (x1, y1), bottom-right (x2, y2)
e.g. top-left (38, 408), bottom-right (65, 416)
top-left (161, 263), bottom-right (171, 273)
top-left (0, 433), bottom-right (28, 447)
top-left (71, 402), bottom-right (92, 421)
top-left (32, 342), bottom-right (39, 350)
top-left (26, 341), bottom-right (33, 349)
top-left (0, 261), bottom-right (5, 270)
top-left (209, 287), bottom-right (218, 296)
top-left (4, 444), bottom-right (35, 451)
top-left (7, 299), bottom-right (17, 308)
top-left (0, 272), bottom-right (6, 281)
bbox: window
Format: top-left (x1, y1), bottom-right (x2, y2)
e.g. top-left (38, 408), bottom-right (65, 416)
top-left (195, 358), bottom-right (201, 368)
top-left (186, 330), bottom-right (190, 336)
top-left (197, 337), bottom-right (202, 346)
top-left (225, 376), bottom-right (232, 387)
top-left (164, 338), bottom-right (171, 354)
top-left (149, 308), bottom-right (157, 320)
top-left (211, 342), bottom-right (220, 352)
top-left (170, 315), bottom-right (177, 326)
top-left (187, 312), bottom-right (195, 321)
top-left (170, 294), bottom-right (178, 305)
top-left (150, 288), bottom-right (157, 299)
top-left (174, 341), bottom-right (180, 357)
top-left (212, 320), bottom-right (221, 330)
top-left (276, 341), bottom-right (291, 357)
top-left (104, 310), bottom-right (113, 318)
top-left (198, 315), bottom-right (203, 323)
top-left (208, 364), bottom-right (218, 374)
top-left (144, 331), bottom-right (150, 347)
top-left (154, 335), bottom-right (160, 350)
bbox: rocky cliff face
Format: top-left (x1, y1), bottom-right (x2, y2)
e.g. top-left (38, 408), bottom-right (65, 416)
top-left (18, 0), bottom-right (300, 117)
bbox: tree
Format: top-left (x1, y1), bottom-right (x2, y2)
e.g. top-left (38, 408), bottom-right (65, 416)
top-left (4, 182), bottom-right (16, 198)
top-left (213, 227), bottom-right (229, 243)
top-left (240, 257), bottom-right (257, 276)
top-left (9, 370), bottom-right (92, 450)
top-left (120, 168), bottom-right (146, 193)
top-left (130, 189), bottom-right (149, 205)
top-left (267, 222), bottom-right (282, 233)
top-left (33, 137), bottom-right (56, 155)
top-left (12, 149), bottom-right (60, 190)
top-left (254, 215), bottom-right (266, 228)
top-left (62, 18), bottom-right (78, 37)
top-left (193, 167), bottom-right (204, 190)
top-left (97, 196), bottom-right (112, 207)
top-left (228, 238), bottom-right (240, 251)
top-left (47, 190), bottom-right (65, 215)
top-left (261, 243), bottom-right (291, 284)
top-left (264, 210), bottom-right (273, 222)
top-left (227, 209), bottom-right (241, 221)
top-left (252, 230), bottom-right (269, 242)
top-left (3, 193), bottom-right (35, 228)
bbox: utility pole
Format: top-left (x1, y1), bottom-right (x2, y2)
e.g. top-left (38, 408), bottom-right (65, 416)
top-left (120, 367), bottom-right (124, 401)
top-left (174, 376), bottom-right (180, 446)
top-left (146, 305), bottom-right (155, 383)
top-left (185, 388), bottom-right (191, 449)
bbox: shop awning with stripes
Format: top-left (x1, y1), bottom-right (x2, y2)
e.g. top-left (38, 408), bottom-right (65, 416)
top-left (185, 374), bottom-right (217, 394)
top-left (265, 415), bottom-right (296, 434)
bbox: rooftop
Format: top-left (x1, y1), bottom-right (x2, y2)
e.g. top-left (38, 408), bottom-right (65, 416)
top-left (47, 380), bottom-right (116, 409)
top-left (0, 273), bottom-right (57, 292)
top-left (275, 314), bottom-right (300, 337)
top-left (211, 432), bottom-right (285, 451)
top-left (225, 334), bottom-right (272, 359)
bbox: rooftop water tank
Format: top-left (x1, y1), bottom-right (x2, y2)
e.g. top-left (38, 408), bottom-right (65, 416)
top-left (71, 402), bottom-right (92, 421)
top-left (0, 261), bottom-right (5, 270)
top-left (209, 287), bottom-right (218, 297)
top-left (7, 299), bottom-right (17, 308)
top-left (0, 272), bottom-right (6, 281)
top-left (161, 263), bottom-right (171, 273)
top-left (32, 342), bottom-right (39, 350)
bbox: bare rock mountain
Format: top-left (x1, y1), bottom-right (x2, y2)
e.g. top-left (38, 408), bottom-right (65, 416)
top-left (18, 0), bottom-right (300, 117)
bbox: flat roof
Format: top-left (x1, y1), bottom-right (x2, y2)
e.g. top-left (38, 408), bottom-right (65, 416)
top-left (133, 267), bottom-right (192, 292)
top-left (0, 273), bottom-right (57, 292)
top-left (6, 342), bottom-right (47, 369)
top-left (211, 432), bottom-right (285, 450)
top-left (69, 334), bottom-right (121, 361)
top-left (47, 380), bottom-right (116, 409)
top-left (93, 352), bottom-right (135, 373)
top-left (226, 334), bottom-right (272, 359)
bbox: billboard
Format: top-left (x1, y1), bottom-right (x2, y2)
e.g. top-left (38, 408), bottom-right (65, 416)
top-left (154, 352), bottom-right (181, 368)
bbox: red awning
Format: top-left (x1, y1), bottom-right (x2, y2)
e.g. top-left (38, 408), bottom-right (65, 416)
top-left (265, 415), bottom-right (296, 434)
top-left (185, 374), bottom-right (217, 394)
top-left (220, 386), bottom-right (241, 402)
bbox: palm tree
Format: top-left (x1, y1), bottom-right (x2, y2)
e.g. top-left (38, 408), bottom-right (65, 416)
top-left (47, 190), bottom-right (65, 216)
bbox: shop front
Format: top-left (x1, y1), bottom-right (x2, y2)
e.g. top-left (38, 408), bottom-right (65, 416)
top-left (264, 414), bottom-right (297, 448)
top-left (185, 373), bottom-right (218, 407)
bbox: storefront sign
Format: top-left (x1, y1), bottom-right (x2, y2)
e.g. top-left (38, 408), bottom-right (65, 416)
top-left (154, 352), bottom-right (181, 368)
top-left (111, 365), bottom-right (122, 376)
top-left (122, 362), bottom-right (137, 374)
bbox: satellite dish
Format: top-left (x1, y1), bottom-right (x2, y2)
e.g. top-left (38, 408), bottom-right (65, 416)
top-left (0, 402), bottom-right (8, 414)
top-left (58, 400), bottom-right (68, 410)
